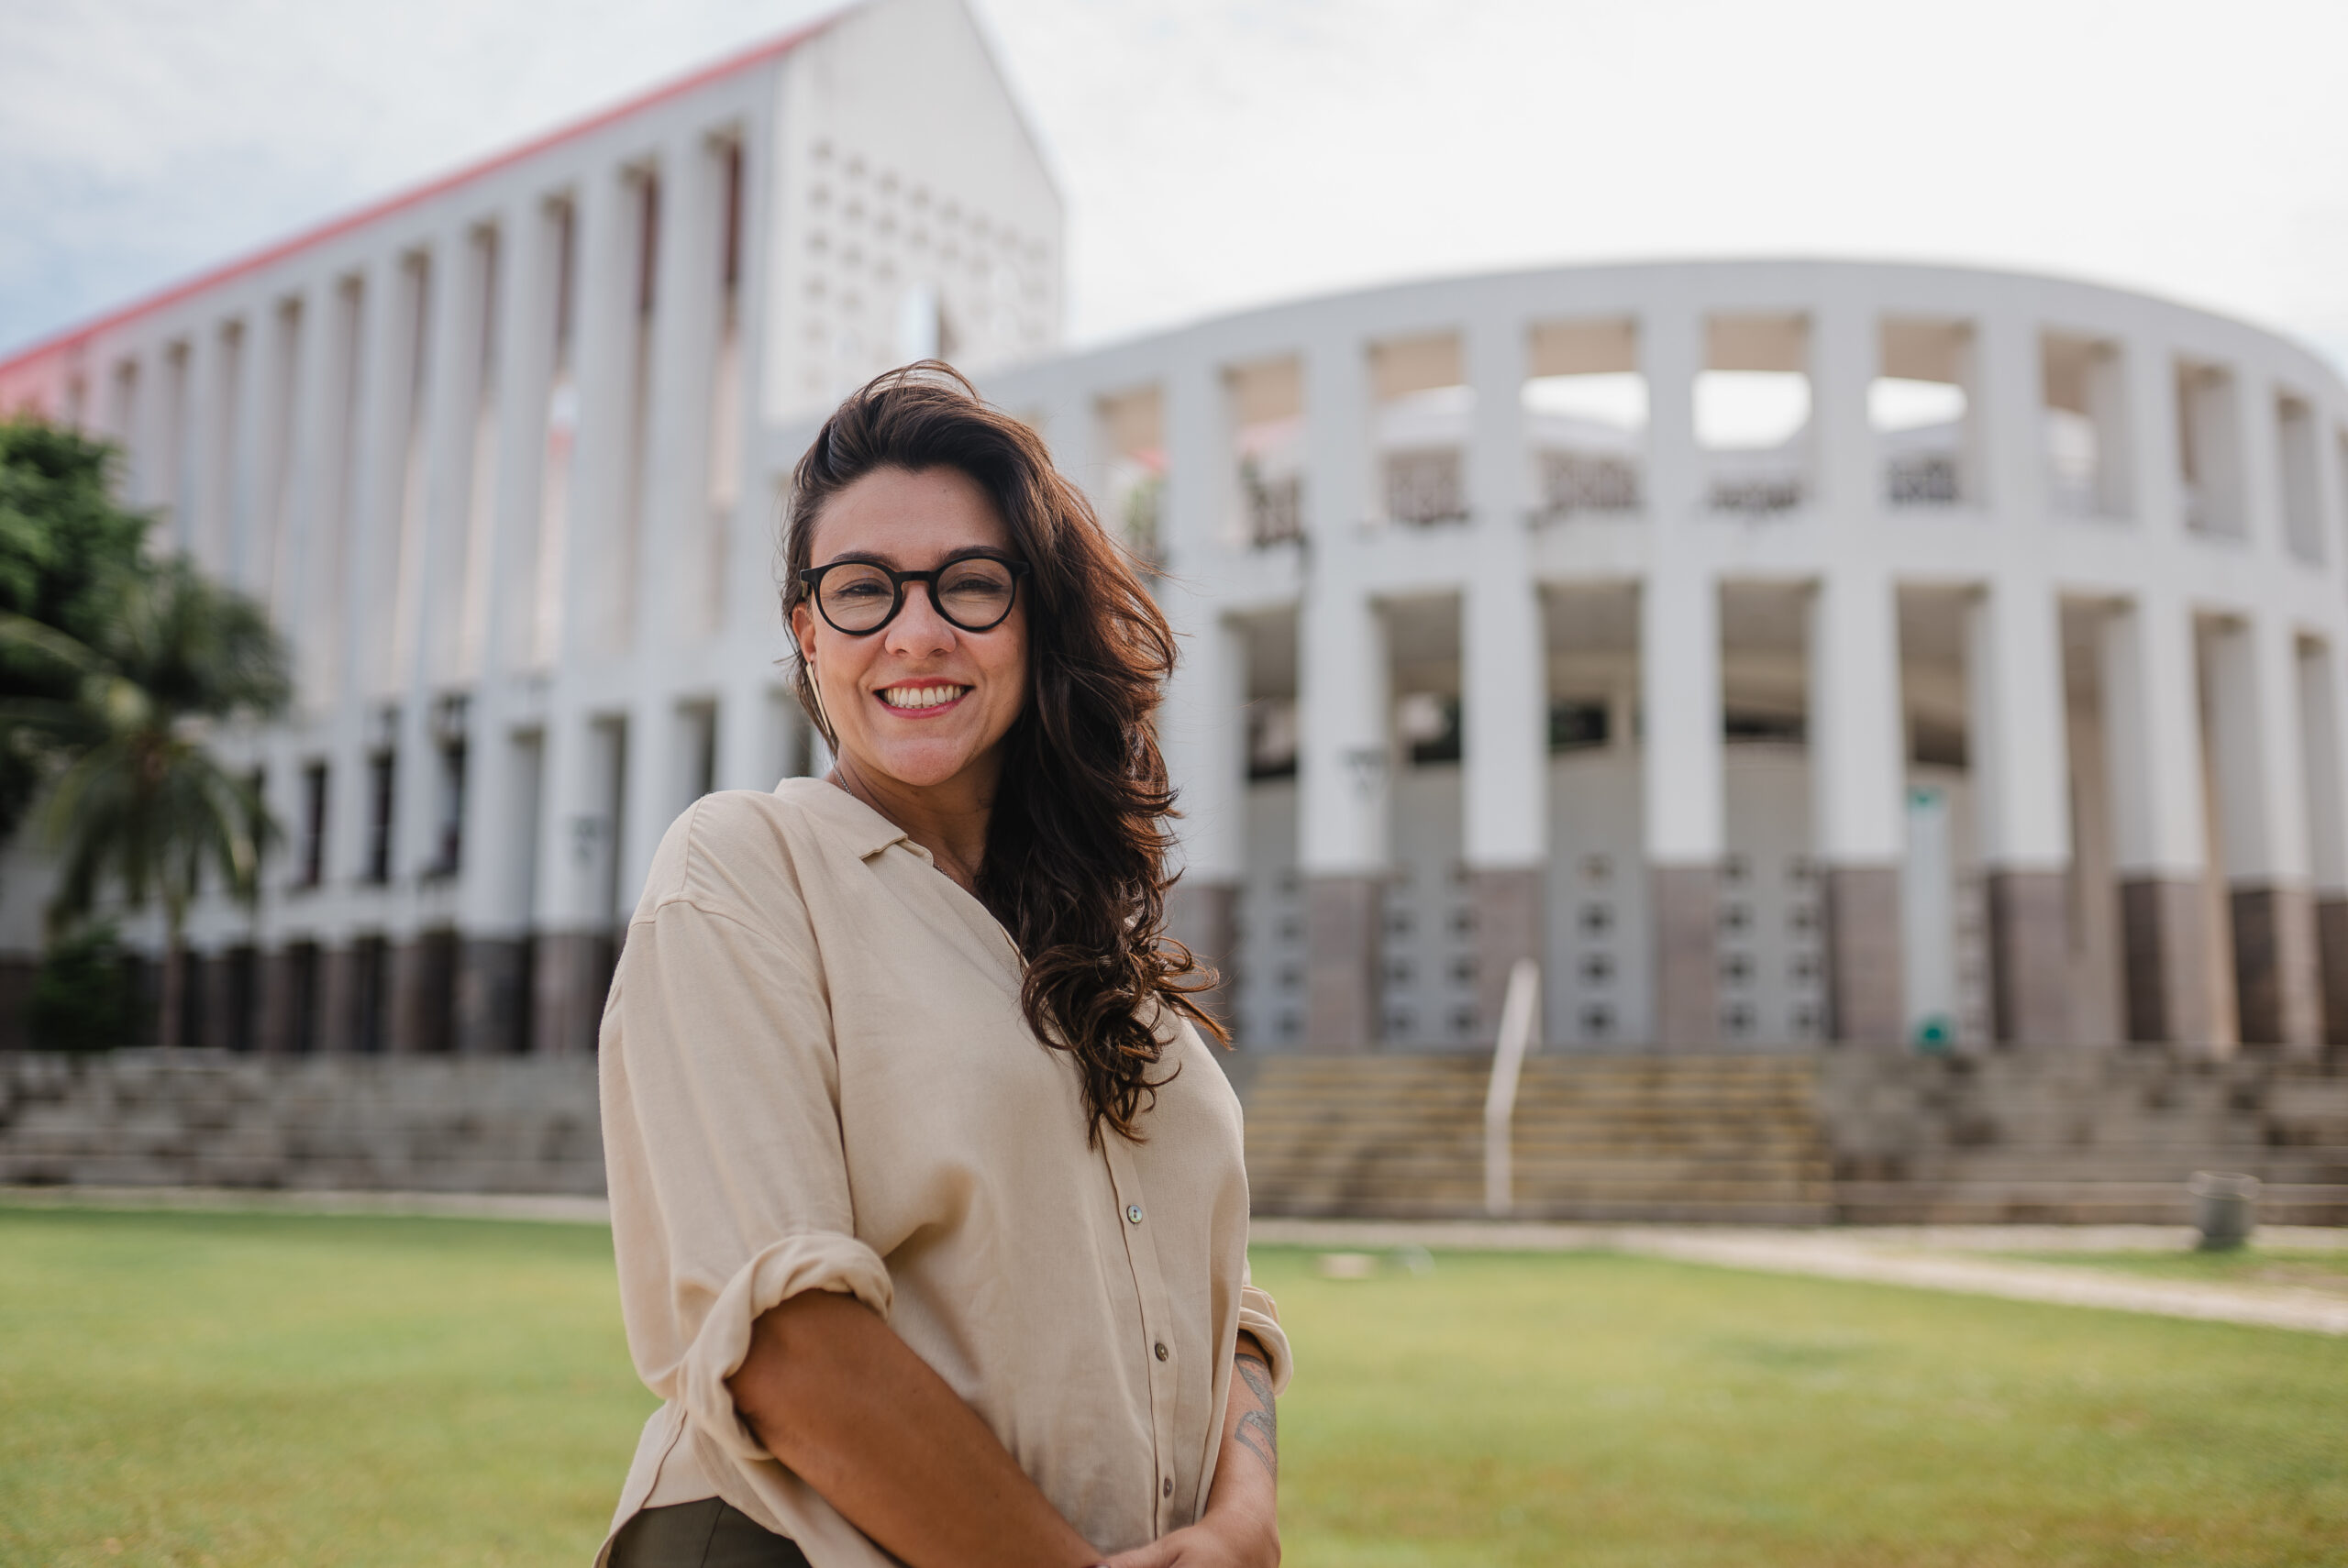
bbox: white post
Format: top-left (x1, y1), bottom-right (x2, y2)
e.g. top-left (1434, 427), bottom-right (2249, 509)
top-left (1482, 956), bottom-right (1542, 1217)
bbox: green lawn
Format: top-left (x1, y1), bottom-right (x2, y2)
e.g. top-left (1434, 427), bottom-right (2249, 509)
top-left (1, 1210), bottom-right (2342, 1568)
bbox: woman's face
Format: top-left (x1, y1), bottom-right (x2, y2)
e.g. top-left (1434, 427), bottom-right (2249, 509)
top-left (792, 464), bottom-right (1030, 795)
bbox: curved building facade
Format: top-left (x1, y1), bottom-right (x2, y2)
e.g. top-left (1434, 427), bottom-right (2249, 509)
top-left (981, 259), bottom-right (2348, 1058)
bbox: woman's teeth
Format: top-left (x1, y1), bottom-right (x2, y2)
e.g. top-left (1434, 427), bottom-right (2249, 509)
top-left (879, 684), bottom-right (969, 711)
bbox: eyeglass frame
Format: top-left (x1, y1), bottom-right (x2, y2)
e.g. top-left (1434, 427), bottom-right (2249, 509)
top-left (797, 551), bottom-right (1032, 636)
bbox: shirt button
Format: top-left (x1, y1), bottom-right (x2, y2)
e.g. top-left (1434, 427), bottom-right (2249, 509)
top-left (1125, 1203), bottom-right (1144, 1224)
top-left (1154, 1342), bottom-right (1169, 1362)
top-left (1162, 1477), bottom-right (1174, 1499)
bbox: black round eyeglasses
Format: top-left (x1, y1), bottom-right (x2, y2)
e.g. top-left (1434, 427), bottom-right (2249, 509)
top-left (801, 554), bottom-right (1030, 635)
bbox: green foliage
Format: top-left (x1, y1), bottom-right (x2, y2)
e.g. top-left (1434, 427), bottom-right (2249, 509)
top-left (25, 921), bottom-right (140, 1051)
top-left (0, 545), bottom-right (292, 942)
top-left (0, 419), bottom-right (151, 839)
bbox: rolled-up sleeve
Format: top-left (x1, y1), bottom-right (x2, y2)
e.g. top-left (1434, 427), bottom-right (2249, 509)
top-left (1235, 1270), bottom-right (1293, 1397)
top-left (601, 880), bottom-right (889, 1463)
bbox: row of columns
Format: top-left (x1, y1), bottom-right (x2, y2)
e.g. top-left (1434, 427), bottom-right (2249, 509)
top-left (1147, 297), bottom-right (2348, 1055)
top-left (1171, 567), bottom-right (2348, 1055)
top-left (185, 676), bottom-right (811, 1058)
top-left (140, 105), bottom-right (785, 1057)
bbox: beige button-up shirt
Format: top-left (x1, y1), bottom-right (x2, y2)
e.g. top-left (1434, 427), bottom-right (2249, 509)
top-left (596, 778), bottom-right (1290, 1566)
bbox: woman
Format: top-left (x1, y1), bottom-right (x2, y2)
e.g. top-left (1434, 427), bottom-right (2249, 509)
top-left (596, 363), bottom-right (1289, 1568)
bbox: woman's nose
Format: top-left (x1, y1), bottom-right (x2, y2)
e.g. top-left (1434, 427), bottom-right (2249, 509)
top-left (883, 584), bottom-right (955, 655)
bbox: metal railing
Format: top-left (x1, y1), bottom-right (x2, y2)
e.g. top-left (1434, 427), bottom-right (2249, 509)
top-left (1481, 956), bottom-right (1543, 1217)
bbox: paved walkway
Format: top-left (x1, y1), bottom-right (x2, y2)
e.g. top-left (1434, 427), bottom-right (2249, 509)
top-left (1249, 1219), bottom-right (2348, 1336)
top-left (6, 1187), bottom-right (2342, 1337)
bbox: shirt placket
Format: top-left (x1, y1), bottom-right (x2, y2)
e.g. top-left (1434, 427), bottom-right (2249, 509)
top-left (1100, 1135), bottom-right (1184, 1538)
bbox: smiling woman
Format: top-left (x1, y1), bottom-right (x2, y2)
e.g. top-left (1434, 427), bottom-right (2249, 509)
top-left (595, 363), bottom-right (1290, 1568)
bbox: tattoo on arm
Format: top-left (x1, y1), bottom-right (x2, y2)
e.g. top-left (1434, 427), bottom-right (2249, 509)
top-left (1233, 1350), bottom-right (1278, 1479)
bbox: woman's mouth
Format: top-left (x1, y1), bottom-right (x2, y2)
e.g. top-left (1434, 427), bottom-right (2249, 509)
top-left (877, 683), bottom-right (971, 713)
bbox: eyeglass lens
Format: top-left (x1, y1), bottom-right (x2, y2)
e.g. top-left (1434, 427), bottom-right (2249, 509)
top-left (818, 558), bottom-right (1019, 633)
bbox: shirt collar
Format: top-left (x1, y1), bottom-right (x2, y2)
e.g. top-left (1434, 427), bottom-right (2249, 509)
top-left (773, 774), bottom-right (914, 862)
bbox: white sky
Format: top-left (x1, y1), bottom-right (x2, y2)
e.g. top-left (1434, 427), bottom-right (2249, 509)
top-left (6, 0), bottom-right (2348, 377)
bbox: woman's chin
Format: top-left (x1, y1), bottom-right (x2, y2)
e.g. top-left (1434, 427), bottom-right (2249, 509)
top-left (855, 738), bottom-right (990, 793)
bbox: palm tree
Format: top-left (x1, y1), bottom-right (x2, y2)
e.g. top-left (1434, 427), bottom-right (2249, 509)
top-left (0, 555), bottom-right (292, 1047)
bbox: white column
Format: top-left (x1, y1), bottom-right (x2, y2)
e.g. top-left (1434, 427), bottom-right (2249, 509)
top-left (1163, 607), bottom-right (1246, 885)
top-left (2103, 593), bottom-right (2208, 880)
top-left (2206, 616), bottom-right (2310, 885)
top-left (619, 698), bottom-right (684, 922)
top-left (1461, 313), bottom-right (1545, 870)
top-left (221, 320), bottom-right (265, 593)
top-left (1966, 579), bottom-right (2071, 871)
top-left (1298, 584), bottom-right (1389, 876)
top-left (2124, 337), bottom-right (2184, 533)
top-left (1298, 329), bottom-right (1386, 869)
top-left (1967, 575), bottom-right (2074, 1044)
top-left (275, 291), bottom-right (335, 693)
top-left (2206, 611), bottom-right (2321, 1050)
top-left (1641, 307), bottom-right (1702, 524)
top-left (349, 259), bottom-right (417, 699)
top-left (173, 329), bottom-right (215, 561)
top-left (1808, 296), bottom-right (1877, 516)
top-left (2300, 638), bottom-right (2348, 900)
top-left (1161, 353), bottom-right (1223, 571)
top-left (1641, 565), bottom-right (1722, 865)
top-left (1976, 310), bottom-right (2047, 522)
top-left (562, 168), bottom-right (638, 663)
top-left (452, 204), bottom-right (551, 947)
top-left (1809, 569), bottom-right (1906, 863)
top-left (2237, 375), bottom-right (2286, 559)
top-left (1302, 331), bottom-right (1370, 542)
top-left (643, 137), bottom-right (724, 646)
top-left (1638, 304), bottom-right (1720, 864)
top-left (493, 204), bottom-right (561, 676)
top-left (533, 709), bottom-right (617, 933)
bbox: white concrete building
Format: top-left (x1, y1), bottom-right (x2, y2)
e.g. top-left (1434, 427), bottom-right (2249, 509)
top-left (980, 259), bottom-right (2348, 1060)
top-left (5, 0), bottom-right (2348, 1064)
top-left (0, 0), bottom-right (1061, 1055)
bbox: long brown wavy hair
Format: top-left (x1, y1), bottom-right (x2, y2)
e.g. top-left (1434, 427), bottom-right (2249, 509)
top-left (781, 363), bottom-right (1224, 1141)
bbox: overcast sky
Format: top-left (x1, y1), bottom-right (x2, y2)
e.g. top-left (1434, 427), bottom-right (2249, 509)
top-left (6, 0), bottom-right (2348, 374)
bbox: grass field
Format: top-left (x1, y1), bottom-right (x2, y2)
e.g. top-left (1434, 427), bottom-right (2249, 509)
top-left (2, 1209), bottom-right (2343, 1568)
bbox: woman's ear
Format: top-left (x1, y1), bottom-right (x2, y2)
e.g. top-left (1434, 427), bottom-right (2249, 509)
top-left (790, 600), bottom-right (818, 666)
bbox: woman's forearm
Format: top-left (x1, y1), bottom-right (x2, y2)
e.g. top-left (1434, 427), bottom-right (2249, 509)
top-left (726, 1289), bottom-right (1101, 1568)
top-left (1201, 1333), bottom-right (1280, 1553)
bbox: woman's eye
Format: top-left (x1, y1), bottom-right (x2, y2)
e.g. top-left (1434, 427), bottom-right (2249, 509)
top-left (832, 579), bottom-right (888, 599)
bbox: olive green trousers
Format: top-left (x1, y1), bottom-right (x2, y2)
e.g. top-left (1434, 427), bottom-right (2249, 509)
top-left (606, 1500), bottom-right (814, 1568)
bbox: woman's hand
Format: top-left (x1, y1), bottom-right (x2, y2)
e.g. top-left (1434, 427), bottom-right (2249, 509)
top-left (1102, 1333), bottom-right (1279, 1568)
top-left (1099, 1507), bottom-right (1278, 1568)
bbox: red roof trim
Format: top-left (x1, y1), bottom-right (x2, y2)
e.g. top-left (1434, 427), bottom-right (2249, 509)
top-left (0, 9), bottom-right (839, 374)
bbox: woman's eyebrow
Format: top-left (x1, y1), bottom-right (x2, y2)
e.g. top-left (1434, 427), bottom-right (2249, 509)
top-left (817, 545), bottom-right (1010, 569)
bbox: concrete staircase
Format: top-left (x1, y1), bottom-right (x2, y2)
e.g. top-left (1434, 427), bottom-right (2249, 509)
top-left (1822, 1050), bottom-right (2348, 1225)
top-left (1236, 1053), bottom-right (1833, 1223)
